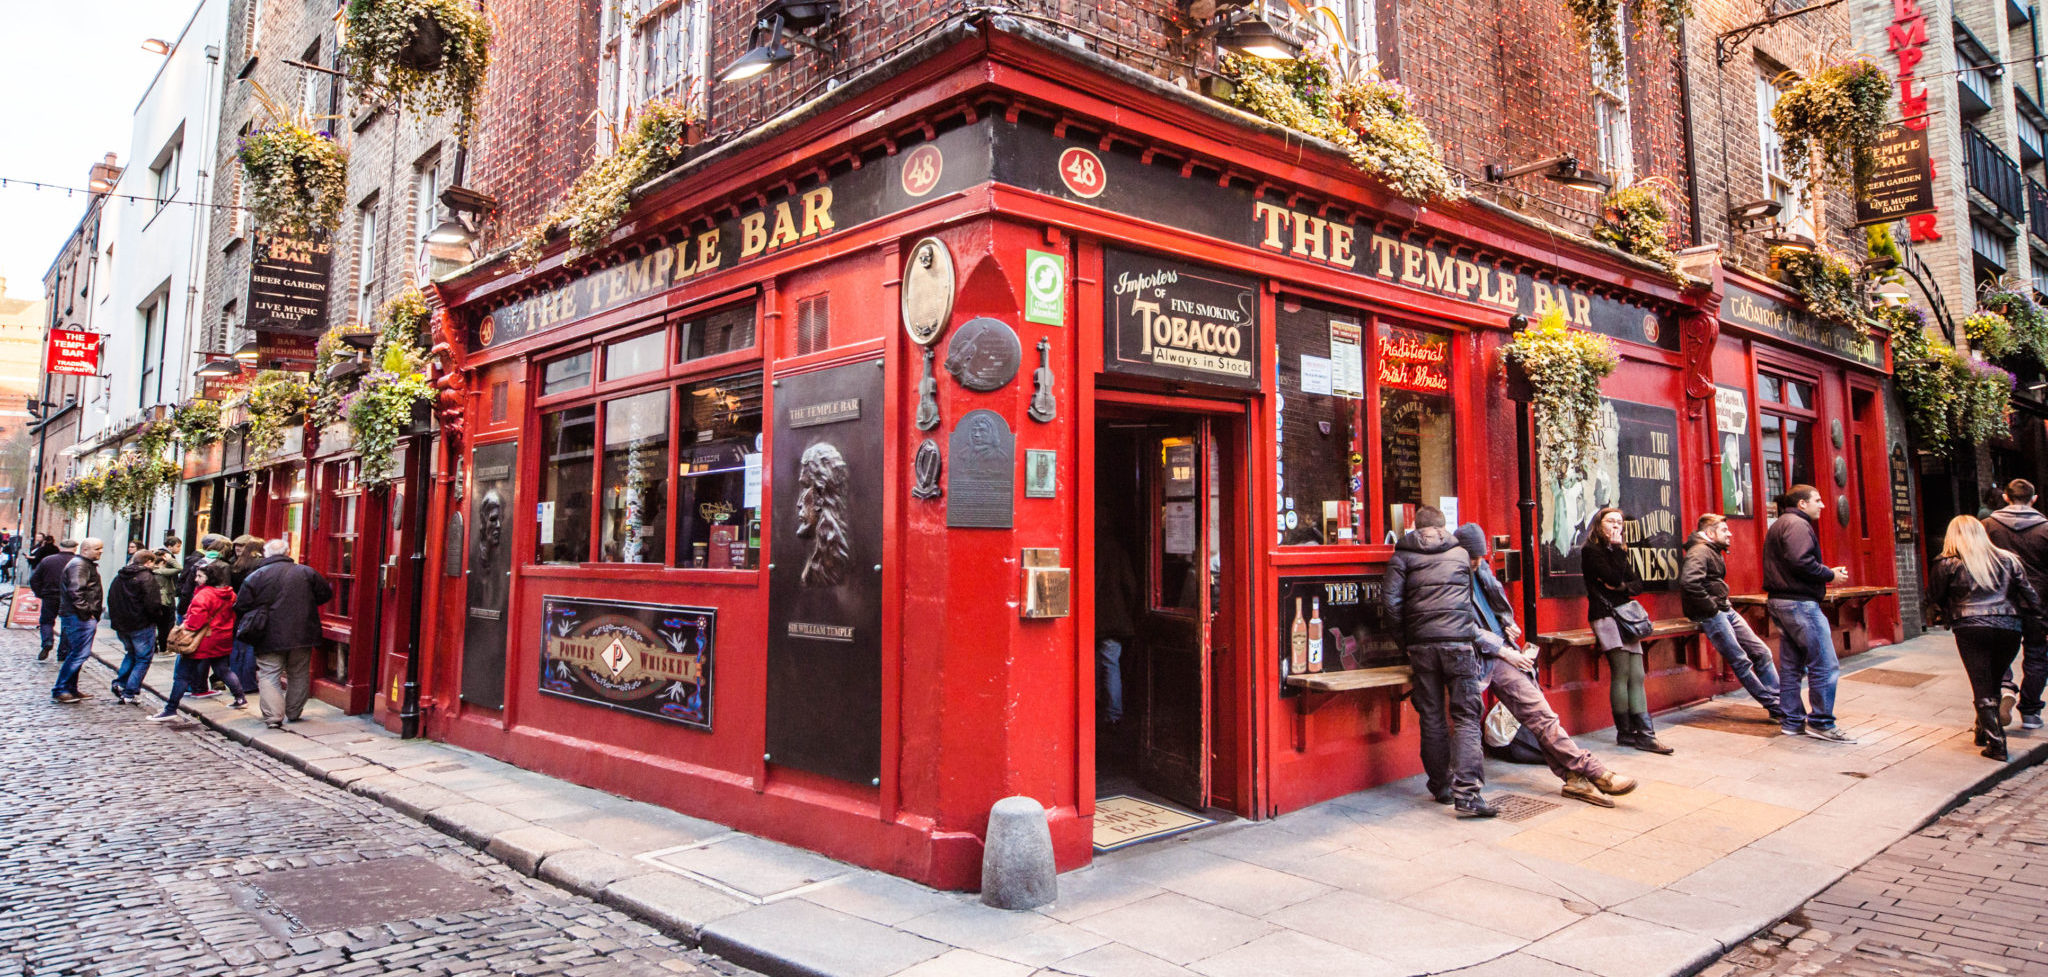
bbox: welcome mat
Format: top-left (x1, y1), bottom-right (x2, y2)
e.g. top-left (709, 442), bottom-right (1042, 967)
top-left (1093, 795), bottom-right (1214, 851)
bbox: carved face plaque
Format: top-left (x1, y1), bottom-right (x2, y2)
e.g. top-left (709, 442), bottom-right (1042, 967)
top-left (794, 442), bottom-right (853, 589)
top-left (944, 317), bottom-right (1022, 392)
top-left (901, 238), bottom-right (955, 346)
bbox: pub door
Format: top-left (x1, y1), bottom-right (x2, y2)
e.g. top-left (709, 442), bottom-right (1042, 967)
top-left (1094, 409), bottom-right (1243, 814)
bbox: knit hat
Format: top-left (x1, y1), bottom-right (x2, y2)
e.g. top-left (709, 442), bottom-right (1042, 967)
top-left (1453, 523), bottom-right (1488, 559)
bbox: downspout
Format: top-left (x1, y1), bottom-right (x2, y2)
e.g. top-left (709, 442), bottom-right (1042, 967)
top-left (1678, 18), bottom-right (1705, 245)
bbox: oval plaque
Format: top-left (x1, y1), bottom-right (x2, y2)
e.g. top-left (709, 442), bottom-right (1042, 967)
top-left (1834, 455), bottom-right (1849, 486)
top-left (944, 317), bottom-right (1022, 392)
top-left (901, 238), bottom-right (955, 346)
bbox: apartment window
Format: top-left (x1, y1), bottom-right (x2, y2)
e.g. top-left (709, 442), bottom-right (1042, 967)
top-left (597, 0), bottom-right (708, 151)
top-left (355, 196), bottom-right (380, 325)
top-left (243, 0), bottom-right (264, 61)
top-left (150, 139), bottom-right (181, 211)
top-left (300, 41), bottom-right (323, 119)
top-left (1592, 22), bottom-right (1632, 185)
top-left (412, 154), bottom-right (441, 249)
top-left (215, 299), bottom-right (238, 356)
top-left (1757, 69), bottom-right (1813, 237)
top-left (139, 299), bottom-right (166, 407)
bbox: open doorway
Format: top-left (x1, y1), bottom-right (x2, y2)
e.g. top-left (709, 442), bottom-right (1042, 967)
top-left (1093, 408), bottom-right (1244, 819)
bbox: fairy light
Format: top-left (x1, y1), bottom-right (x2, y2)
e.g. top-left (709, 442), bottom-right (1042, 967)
top-left (0, 176), bottom-right (252, 213)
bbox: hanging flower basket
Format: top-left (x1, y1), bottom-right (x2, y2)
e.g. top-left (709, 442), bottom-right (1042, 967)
top-left (172, 398), bottom-right (224, 450)
top-left (1500, 307), bottom-right (1619, 484)
top-left (239, 122), bottom-right (349, 237)
top-left (515, 97), bottom-right (704, 266)
top-left (1889, 306), bottom-right (2014, 455)
top-left (1976, 285), bottom-right (2048, 368)
top-left (1223, 56), bottom-right (1462, 203)
top-left (1563, 0), bottom-right (1691, 82)
top-left (1770, 247), bottom-right (1863, 326)
top-left (240, 371), bottom-right (315, 463)
top-left (344, 0), bottom-right (492, 132)
top-left (1770, 59), bottom-right (1891, 191)
top-left (1593, 179), bottom-right (1680, 277)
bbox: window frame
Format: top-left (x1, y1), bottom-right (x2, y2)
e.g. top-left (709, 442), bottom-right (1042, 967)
top-left (1755, 366), bottom-right (1820, 519)
top-left (1756, 67), bottom-right (1814, 239)
top-left (1592, 19), bottom-right (1633, 185)
top-left (355, 195), bottom-right (380, 326)
top-left (596, 0), bottom-right (709, 153)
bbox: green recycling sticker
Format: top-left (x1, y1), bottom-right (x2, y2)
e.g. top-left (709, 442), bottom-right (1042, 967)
top-left (1025, 250), bottom-right (1066, 326)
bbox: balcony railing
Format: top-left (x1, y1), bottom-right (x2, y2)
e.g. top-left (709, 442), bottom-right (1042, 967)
top-left (1966, 125), bottom-right (2026, 222)
top-left (2030, 175), bottom-right (2048, 242)
top-left (2020, 105), bottom-right (2047, 165)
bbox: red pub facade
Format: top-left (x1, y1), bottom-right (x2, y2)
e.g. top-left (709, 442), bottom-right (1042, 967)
top-left (352, 18), bottom-right (1909, 890)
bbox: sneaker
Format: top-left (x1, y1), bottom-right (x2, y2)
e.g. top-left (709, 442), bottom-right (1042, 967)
top-left (146, 712), bottom-right (178, 723)
top-left (2021, 713), bottom-right (2044, 730)
top-left (2001, 689), bottom-right (2019, 728)
top-left (51, 693), bottom-right (83, 704)
top-left (189, 690), bottom-right (222, 700)
top-left (1779, 726), bottom-right (1809, 737)
top-left (1809, 727), bottom-right (1856, 743)
top-left (230, 697), bottom-right (247, 709)
top-left (1454, 797), bottom-right (1500, 819)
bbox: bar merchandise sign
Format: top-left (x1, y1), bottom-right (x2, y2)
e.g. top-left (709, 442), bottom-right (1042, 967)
top-left (539, 597), bottom-right (714, 730)
top-left (45, 329), bottom-right (102, 376)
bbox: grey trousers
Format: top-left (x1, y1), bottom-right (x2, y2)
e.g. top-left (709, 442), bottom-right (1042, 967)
top-left (256, 647), bottom-right (313, 727)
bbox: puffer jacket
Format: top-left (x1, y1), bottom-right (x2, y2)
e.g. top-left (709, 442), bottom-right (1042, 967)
top-left (1581, 539), bottom-right (1643, 621)
top-left (1926, 552), bottom-right (2043, 628)
top-left (1384, 526), bottom-right (1478, 647)
top-left (1984, 505), bottom-right (2048, 599)
top-left (107, 562), bottom-right (165, 633)
top-left (1678, 533), bottom-right (1731, 621)
top-left (179, 586), bottom-right (238, 659)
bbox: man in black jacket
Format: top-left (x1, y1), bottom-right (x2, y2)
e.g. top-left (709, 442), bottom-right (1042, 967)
top-left (51, 538), bottom-right (105, 703)
top-left (1764, 486), bottom-right (1852, 742)
top-left (27, 539), bottom-right (78, 661)
top-left (107, 550), bottom-right (169, 704)
top-left (1681, 514), bottom-right (1785, 724)
top-left (1984, 478), bottom-right (2048, 729)
top-left (1385, 507), bottom-right (1495, 818)
top-left (237, 539), bottom-right (333, 728)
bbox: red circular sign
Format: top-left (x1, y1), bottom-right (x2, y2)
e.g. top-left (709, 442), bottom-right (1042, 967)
top-left (900, 144), bottom-right (943, 197)
top-left (1058, 147), bottom-right (1107, 199)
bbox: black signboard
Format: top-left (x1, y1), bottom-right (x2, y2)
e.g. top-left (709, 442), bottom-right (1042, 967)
top-left (767, 361), bottom-right (886, 784)
top-left (461, 441), bottom-right (516, 709)
top-left (1539, 399), bottom-right (1682, 598)
top-left (247, 231), bottom-right (333, 336)
top-left (1277, 574), bottom-right (1403, 697)
top-left (1857, 124), bottom-right (1937, 226)
top-left (1102, 249), bottom-right (1261, 389)
top-left (1722, 279), bottom-right (1881, 368)
top-left (1890, 443), bottom-right (1916, 543)
top-left (539, 596), bottom-right (715, 730)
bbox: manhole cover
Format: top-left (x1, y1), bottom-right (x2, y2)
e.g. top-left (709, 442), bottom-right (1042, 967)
top-left (1490, 793), bottom-right (1562, 822)
top-left (1845, 668), bottom-right (1936, 687)
top-left (1678, 705), bottom-right (1782, 737)
top-left (222, 856), bottom-right (507, 937)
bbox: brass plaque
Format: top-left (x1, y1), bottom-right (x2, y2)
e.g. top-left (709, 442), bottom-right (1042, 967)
top-left (944, 317), bottom-right (1022, 393)
top-left (901, 237), bottom-right (955, 346)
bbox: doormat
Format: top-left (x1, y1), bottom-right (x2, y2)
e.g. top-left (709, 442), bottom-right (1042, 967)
top-left (1489, 793), bottom-right (1563, 823)
top-left (1093, 795), bottom-right (1214, 851)
top-left (1844, 668), bottom-right (1937, 688)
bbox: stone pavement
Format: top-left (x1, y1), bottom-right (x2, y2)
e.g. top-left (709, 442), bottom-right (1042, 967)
top-left (1704, 761), bottom-right (2048, 976)
top-left (71, 627), bottom-right (2047, 977)
top-left (0, 628), bottom-right (749, 977)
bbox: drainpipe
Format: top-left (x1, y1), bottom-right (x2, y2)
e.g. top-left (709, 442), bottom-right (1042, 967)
top-left (400, 400), bottom-right (434, 739)
top-left (1678, 19), bottom-right (1705, 246)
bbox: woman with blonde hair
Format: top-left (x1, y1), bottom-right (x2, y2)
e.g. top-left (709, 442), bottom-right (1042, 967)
top-left (1927, 515), bottom-right (2044, 760)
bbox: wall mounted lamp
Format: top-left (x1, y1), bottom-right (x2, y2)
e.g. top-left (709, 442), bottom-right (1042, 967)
top-left (720, 1), bottom-right (841, 84)
top-left (1187, 2), bottom-right (1301, 61)
top-left (232, 338), bottom-right (261, 363)
top-left (194, 358), bottom-right (241, 379)
top-left (1761, 228), bottom-right (1818, 253)
top-left (1727, 198), bottom-right (1783, 229)
top-left (141, 38), bottom-right (171, 55)
top-left (1871, 280), bottom-right (1911, 306)
top-left (1484, 155), bottom-right (1612, 194)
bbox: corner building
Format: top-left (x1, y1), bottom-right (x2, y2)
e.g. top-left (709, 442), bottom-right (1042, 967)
top-left (418, 11), bottom-right (1902, 888)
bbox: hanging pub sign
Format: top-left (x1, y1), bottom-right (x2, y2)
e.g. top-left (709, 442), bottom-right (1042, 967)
top-left (246, 231), bottom-right (333, 336)
top-left (1539, 398), bottom-right (1682, 597)
top-left (201, 363), bottom-right (255, 402)
top-left (1856, 123), bottom-right (1936, 226)
top-left (1101, 248), bottom-right (1261, 390)
top-left (1276, 573), bottom-right (1403, 697)
top-left (1714, 385), bottom-right (1755, 518)
top-left (539, 596), bottom-right (714, 730)
top-left (1721, 279), bottom-right (1881, 368)
top-left (44, 328), bottom-right (103, 376)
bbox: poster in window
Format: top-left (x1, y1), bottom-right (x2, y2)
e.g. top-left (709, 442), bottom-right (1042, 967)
top-left (1539, 399), bottom-right (1682, 598)
top-left (1714, 385), bottom-right (1754, 518)
top-left (539, 597), bottom-right (714, 730)
top-left (1329, 320), bottom-right (1364, 399)
top-left (461, 441), bottom-right (517, 709)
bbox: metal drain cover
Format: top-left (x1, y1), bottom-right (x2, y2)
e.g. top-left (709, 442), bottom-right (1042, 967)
top-left (1845, 668), bottom-right (1936, 687)
top-left (223, 856), bottom-right (508, 937)
top-left (1490, 793), bottom-right (1563, 822)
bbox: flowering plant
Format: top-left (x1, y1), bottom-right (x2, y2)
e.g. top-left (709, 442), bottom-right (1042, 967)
top-left (239, 124), bottom-right (349, 236)
top-left (1224, 56), bottom-right (1461, 202)
top-left (1771, 247), bottom-right (1863, 326)
top-left (344, 0), bottom-right (492, 133)
top-left (240, 371), bottom-right (314, 462)
top-left (1501, 307), bottom-right (1619, 484)
top-left (1771, 60), bottom-right (1891, 191)
top-left (1976, 285), bottom-right (2048, 367)
top-left (1890, 306), bottom-right (2014, 454)
top-left (1593, 179), bottom-right (1679, 276)
top-left (1564, 0), bottom-right (1690, 82)
top-left (515, 96), bottom-right (702, 266)
top-left (344, 286), bottom-right (439, 487)
top-left (172, 398), bottom-right (225, 449)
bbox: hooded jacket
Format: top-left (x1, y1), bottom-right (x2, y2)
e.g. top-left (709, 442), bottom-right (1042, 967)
top-left (1764, 509), bottom-right (1835, 602)
top-left (1678, 533), bottom-right (1731, 621)
top-left (1983, 505), bottom-right (2048, 598)
top-left (108, 561), bottom-right (166, 633)
top-left (180, 585), bottom-right (238, 659)
top-left (1384, 526), bottom-right (1479, 647)
top-left (235, 554), bottom-right (334, 652)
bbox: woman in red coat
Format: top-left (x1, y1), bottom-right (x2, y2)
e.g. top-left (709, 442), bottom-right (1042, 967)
top-left (148, 564), bottom-right (247, 720)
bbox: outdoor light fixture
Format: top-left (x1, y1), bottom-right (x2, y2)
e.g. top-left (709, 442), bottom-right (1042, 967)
top-left (339, 330), bottom-right (379, 351)
top-left (326, 357), bottom-right (368, 383)
top-left (1762, 227), bottom-right (1818, 252)
top-left (720, 1), bottom-right (840, 85)
top-left (141, 38), bottom-right (170, 55)
top-left (232, 338), bottom-right (261, 362)
top-left (195, 358), bottom-right (240, 378)
top-left (1484, 155), bottom-right (1613, 194)
top-left (1217, 18), bottom-right (1297, 59)
top-left (425, 216), bottom-right (476, 246)
top-left (1872, 280), bottom-right (1911, 305)
top-left (1727, 199), bottom-right (1784, 229)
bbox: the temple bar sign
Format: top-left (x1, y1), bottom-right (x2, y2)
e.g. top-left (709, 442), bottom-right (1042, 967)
top-left (247, 231), bottom-right (333, 336)
top-left (1856, 124), bottom-right (1936, 226)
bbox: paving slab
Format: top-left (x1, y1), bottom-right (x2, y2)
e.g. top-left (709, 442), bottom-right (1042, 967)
top-left (702, 899), bottom-right (948, 977)
top-left (652, 834), bottom-right (853, 900)
top-left (537, 847), bottom-right (650, 897)
top-left (486, 825), bottom-right (594, 875)
top-left (1187, 930), bottom-right (1407, 977)
top-left (1523, 913), bottom-right (1724, 977)
top-left (605, 871), bottom-right (751, 940)
top-left (423, 801), bottom-right (533, 848)
top-left (1069, 892), bottom-right (1276, 966)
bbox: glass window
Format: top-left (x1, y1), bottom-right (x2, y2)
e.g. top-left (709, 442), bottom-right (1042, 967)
top-left (1759, 413), bottom-right (1813, 518)
top-left (1377, 323), bottom-right (1456, 537)
top-left (541, 350), bottom-right (593, 396)
top-left (605, 331), bottom-right (666, 381)
top-left (537, 405), bottom-right (597, 563)
top-left (1274, 300), bottom-right (1365, 546)
top-left (675, 372), bottom-right (764, 569)
top-left (683, 304), bottom-right (757, 361)
top-left (596, 0), bottom-right (708, 153)
top-left (599, 391), bottom-right (670, 563)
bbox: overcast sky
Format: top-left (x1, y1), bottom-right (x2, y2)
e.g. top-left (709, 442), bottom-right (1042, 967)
top-left (0, 1), bottom-right (190, 302)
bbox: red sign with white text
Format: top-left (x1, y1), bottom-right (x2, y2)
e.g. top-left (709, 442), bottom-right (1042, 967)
top-left (44, 329), bottom-right (103, 376)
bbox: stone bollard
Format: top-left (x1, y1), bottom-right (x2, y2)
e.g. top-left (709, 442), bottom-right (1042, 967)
top-left (980, 795), bottom-right (1056, 910)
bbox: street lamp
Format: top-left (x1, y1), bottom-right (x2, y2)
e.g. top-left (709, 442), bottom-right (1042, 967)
top-left (1485, 155), bottom-right (1613, 194)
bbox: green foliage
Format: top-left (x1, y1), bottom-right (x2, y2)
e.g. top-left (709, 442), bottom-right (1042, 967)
top-left (1501, 307), bottom-right (1620, 484)
top-left (238, 123), bottom-right (349, 237)
top-left (1963, 310), bottom-right (2016, 359)
top-left (1563, 0), bottom-right (1691, 83)
top-left (1976, 286), bottom-right (2048, 367)
top-left (1771, 247), bottom-right (1864, 326)
top-left (172, 398), bottom-right (224, 449)
top-left (344, 0), bottom-right (492, 133)
top-left (1593, 180), bottom-right (1679, 276)
top-left (344, 286), bottom-right (439, 487)
top-left (515, 97), bottom-right (701, 266)
top-left (1223, 56), bottom-right (1462, 203)
top-left (41, 452), bottom-right (181, 515)
top-left (1865, 223), bottom-right (1903, 266)
top-left (1889, 306), bottom-right (2014, 456)
top-left (241, 371), bottom-right (314, 463)
top-left (1770, 60), bottom-right (1892, 192)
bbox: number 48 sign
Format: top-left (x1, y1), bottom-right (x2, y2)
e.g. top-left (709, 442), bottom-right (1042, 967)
top-left (1058, 147), bottom-right (1107, 199)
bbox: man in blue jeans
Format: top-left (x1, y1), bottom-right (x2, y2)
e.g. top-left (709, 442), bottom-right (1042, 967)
top-left (1680, 514), bottom-right (1786, 725)
top-left (1983, 479), bottom-right (2048, 730)
top-left (107, 548), bottom-right (169, 704)
top-left (51, 538), bottom-right (105, 703)
top-left (27, 539), bottom-right (78, 661)
top-left (1763, 487), bottom-right (1854, 742)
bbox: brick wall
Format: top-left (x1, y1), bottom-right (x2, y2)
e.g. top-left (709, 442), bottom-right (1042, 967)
top-left (467, 0), bottom-right (601, 249)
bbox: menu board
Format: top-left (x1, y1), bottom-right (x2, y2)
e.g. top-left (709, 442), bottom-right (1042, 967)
top-left (1890, 443), bottom-right (1916, 543)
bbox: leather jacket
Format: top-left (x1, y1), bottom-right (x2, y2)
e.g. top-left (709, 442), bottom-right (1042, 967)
top-left (1926, 553), bottom-right (2043, 626)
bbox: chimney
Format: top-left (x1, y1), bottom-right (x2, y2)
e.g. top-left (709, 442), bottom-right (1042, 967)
top-left (87, 153), bottom-right (122, 195)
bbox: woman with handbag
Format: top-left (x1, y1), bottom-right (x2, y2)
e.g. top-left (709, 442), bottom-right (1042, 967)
top-left (147, 564), bottom-right (247, 721)
top-left (1582, 507), bottom-right (1673, 755)
top-left (1927, 515), bottom-right (2045, 760)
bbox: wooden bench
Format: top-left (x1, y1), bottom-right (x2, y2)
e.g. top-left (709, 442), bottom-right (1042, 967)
top-left (1530, 618), bottom-right (1701, 684)
top-left (1285, 665), bottom-right (1414, 750)
top-left (1731, 586), bottom-right (1899, 655)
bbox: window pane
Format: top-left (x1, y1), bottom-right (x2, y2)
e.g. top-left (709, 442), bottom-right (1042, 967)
top-left (683, 304), bottom-right (757, 360)
top-left (1760, 413), bottom-right (1785, 517)
top-left (600, 391), bottom-right (669, 563)
top-left (1784, 379), bottom-right (1813, 410)
top-left (1758, 374), bottom-right (1781, 404)
top-left (537, 405), bottom-right (596, 563)
top-left (1785, 417), bottom-right (1814, 489)
top-left (604, 331), bottom-right (665, 381)
top-left (1378, 323), bottom-right (1457, 537)
top-left (1274, 301), bottom-right (1364, 546)
top-left (541, 351), bottom-right (593, 396)
top-left (675, 372), bottom-right (764, 568)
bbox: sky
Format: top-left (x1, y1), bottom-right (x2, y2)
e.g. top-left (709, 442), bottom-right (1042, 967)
top-left (0, 1), bottom-right (191, 302)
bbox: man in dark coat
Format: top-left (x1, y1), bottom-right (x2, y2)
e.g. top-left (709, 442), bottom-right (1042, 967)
top-left (1385, 507), bottom-right (1495, 818)
top-left (1985, 478), bottom-right (2048, 729)
top-left (236, 539), bottom-right (333, 728)
top-left (28, 539), bottom-right (79, 661)
top-left (107, 550), bottom-right (169, 704)
top-left (51, 538), bottom-right (106, 703)
top-left (1764, 486), bottom-right (1852, 742)
top-left (1681, 514), bottom-right (1784, 723)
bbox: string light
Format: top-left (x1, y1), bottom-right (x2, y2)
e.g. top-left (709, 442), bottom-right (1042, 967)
top-left (0, 176), bottom-right (251, 213)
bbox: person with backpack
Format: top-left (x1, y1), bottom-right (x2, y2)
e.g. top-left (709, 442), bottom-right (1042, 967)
top-left (1982, 479), bottom-right (2048, 730)
top-left (236, 539), bottom-right (333, 729)
top-left (1680, 514), bottom-right (1786, 725)
top-left (1927, 516), bottom-right (2045, 760)
top-left (107, 549), bottom-right (171, 705)
top-left (1385, 507), bottom-right (1495, 818)
top-left (149, 563), bottom-right (246, 720)
top-left (175, 535), bottom-right (233, 700)
top-left (1582, 508), bottom-right (1673, 754)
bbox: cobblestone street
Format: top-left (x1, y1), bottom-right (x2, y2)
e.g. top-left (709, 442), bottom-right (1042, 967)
top-left (1705, 762), bottom-right (2048, 976)
top-left (0, 630), bottom-right (751, 977)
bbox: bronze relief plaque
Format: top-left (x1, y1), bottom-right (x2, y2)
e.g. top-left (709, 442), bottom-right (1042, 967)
top-left (901, 237), bottom-right (955, 346)
top-left (948, 409), bottom-right (1015, 528)
top-left (944, 317), bottom-right (1021, 392)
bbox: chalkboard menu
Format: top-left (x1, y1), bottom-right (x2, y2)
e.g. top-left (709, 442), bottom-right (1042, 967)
top-left (1891, 443), bottom-right (1916, 543)
top-left (1277, 573), bottom-right (1403, 697)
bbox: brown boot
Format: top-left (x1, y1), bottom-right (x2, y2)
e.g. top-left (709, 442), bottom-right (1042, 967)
top-left (1591, 770), bottom-right (1637, 795)
top-left (1562, 775), bottom-right (1615, 807)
